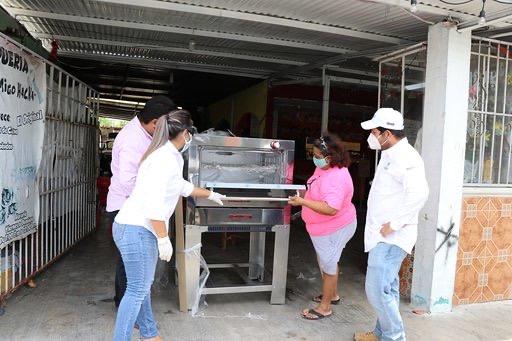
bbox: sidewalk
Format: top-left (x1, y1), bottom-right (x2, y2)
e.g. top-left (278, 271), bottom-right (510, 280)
top-left (0, 214), bottom-right (511, 341)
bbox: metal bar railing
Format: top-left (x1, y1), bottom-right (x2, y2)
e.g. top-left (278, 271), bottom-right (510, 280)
top-left (0, 37), bottom-right (99, 299)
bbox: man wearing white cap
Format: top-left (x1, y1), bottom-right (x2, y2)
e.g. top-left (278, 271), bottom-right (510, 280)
top-left (354, 108), bottom-right (429, 341)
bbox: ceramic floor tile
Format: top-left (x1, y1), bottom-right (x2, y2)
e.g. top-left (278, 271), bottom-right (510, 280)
top-left (476, 198), bottom-right (490, 215)
top-left (493, 197), bottom-right (512, 206)
top-left (489, 197), bottom-right (503, 211)
top-left (463, 197), bottom-right (481, 207)
top-left (454, 261), bottom-right (484, 302)
top-left (459, 217), bottom-right (484, 251)
top-left (484, 255), bottom-right (498, 274)
top-left (455, 257), bottom-right (463, 271)
top-left (488, 209), bottom-right (501, 227)
top-left (496, 248), bottom-right (508, 262)
top-left (486, 240), bottom-right (498, 257)
top-left (502, 203), bottom-right (512, 217)
top-left (468, 288), bottom-right (483, 304)
top-left (457, 245), bottom-right (464, 260)
top-left (505, 282), bottom-right (512, 299)
top-left (492, 217), bottom-right (512, 249)
top-left (487, 261), bottom-right (512, 296)
top-left (476, 209), bottom-right (489, 231)
top-left (482, 285), bottom-right (495, 302)
top-left (472, 241), bottom-right (488, 268)
top-left (399, 253), bottom-right (414, 298)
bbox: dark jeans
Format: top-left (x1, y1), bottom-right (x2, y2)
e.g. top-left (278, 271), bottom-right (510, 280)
top-left (115, 248), bottom-right (127, 308)
top-left (106, 210), bottom-right (126, 307)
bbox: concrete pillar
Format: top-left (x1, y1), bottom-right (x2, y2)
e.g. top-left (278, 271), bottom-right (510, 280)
top-left (411, 22), bottom-right (471, 313)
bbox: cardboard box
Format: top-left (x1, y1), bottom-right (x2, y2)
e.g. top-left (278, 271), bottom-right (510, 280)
top-left (0, 270), bottom-right (13, 294)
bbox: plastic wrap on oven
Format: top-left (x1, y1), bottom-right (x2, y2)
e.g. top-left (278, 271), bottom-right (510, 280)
top-left (199, 164), bottom-right (280, 184)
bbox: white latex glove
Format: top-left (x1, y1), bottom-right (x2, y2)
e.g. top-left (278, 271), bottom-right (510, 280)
top-left (157, 236), bottom-right (173, 262)
top-left (208, 190), bottom-right (226, 206)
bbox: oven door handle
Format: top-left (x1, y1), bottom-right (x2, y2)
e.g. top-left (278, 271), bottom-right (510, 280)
top-left (223, 196), bottom-right (290, 202)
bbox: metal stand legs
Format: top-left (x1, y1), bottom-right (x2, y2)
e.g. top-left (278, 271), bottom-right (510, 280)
top-left (180, 224), bottom-right (290, 310)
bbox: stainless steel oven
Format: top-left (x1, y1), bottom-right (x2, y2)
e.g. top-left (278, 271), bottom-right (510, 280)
top-left (181, 134), bottom-right (304, 310)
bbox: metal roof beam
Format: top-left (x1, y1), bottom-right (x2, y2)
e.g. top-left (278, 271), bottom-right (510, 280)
top-left (6, 8), bottom-right (353, 54)
top-left (34, 33), bottom-right (306, 66)
top-left (272, 77), bottom-right (322, 86)
top-left (369, 0), bottom-right (510, 28)
top-left (95, 85), bottom-right (168, 94)
top-left (458, 8), bottom-right (512, 32)
top-left (323, 65), bottom-right (379, 78)
top-left (367, 0), bottom-right (472, 20)
top-left (272, 75), bottom-right (378, 87)
top-left (82, 75), bottom-right (169, 87)
top-left (490, 31), bottom-right (512, 39)
top-left (270, 42), bottom-right (414, 79)
top-left (93, 0), bottom-right (408, 44)
top-left (100, 92), bottom-right (153, 100)
top-left (329, 75), bottom-right (379, 87)
top-left (60, 51), bottom-right (270, 79)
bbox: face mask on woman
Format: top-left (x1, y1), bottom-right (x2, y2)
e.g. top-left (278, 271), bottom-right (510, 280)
top-left (180, 132), bottom-right (192, 154)
top-left (313, 156), bottom-right (328, 168)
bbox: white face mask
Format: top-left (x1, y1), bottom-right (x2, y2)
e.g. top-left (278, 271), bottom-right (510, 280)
top-left (180, 132), bottom-right (192, 154)
top-left (367, 133), bottom-right (382, 150)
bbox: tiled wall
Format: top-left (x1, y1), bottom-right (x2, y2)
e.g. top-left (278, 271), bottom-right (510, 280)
top-left (399, 252), bottom-right (414, 298)
top-left (453, 196), bottom-right (512, 305)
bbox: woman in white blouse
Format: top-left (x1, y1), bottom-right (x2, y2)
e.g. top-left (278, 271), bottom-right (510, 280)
top-left (112, 110), bottom-right (225, 341)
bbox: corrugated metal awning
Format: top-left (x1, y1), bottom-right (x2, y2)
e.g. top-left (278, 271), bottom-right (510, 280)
top-left (1, 0), bottom-right (511, 114)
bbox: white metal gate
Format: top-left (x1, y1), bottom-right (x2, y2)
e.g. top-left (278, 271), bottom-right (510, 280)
top-left (0, 37), bottom-right (99, 301)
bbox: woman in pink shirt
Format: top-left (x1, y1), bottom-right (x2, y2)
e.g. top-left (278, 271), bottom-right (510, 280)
top-left (289, 132), bottom-right (357, 320)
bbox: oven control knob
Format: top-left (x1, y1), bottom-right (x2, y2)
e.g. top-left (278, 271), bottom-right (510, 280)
top-left (270, 141), bottom-right (280, 149)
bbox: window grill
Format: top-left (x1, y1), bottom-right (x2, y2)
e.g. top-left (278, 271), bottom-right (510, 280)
top-left (466, 39), bottom-right (512, 186)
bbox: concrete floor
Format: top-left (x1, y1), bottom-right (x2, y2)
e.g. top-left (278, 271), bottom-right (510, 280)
top-left (1, 210), bottom-right (512, 341)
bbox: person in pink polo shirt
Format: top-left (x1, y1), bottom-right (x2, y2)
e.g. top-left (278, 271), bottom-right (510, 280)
top-left (288, 132), bottom-right (357, 320)
top-left (106, 95), bottom-right (176, 309)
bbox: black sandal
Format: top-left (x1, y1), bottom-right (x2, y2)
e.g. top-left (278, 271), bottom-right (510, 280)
top-left (301, 308), bottom-right (332, 320)
top-left (312, 294), bottom-right (341, 305)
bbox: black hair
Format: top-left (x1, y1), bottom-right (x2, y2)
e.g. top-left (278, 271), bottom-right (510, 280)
top-left (138, 95), bottom-right (177, 124)
top-left (376, 127), bottom-right (406, 138)
top-left (313, 132), bottom-right (351, 168)
top-left (166, 110), bottom-right (194, 139)
top-left (140, 109), bottom-right (193, 164)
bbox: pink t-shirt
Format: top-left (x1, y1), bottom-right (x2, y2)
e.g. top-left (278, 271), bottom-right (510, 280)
top-left (302, 166), bottom-right (356, 236)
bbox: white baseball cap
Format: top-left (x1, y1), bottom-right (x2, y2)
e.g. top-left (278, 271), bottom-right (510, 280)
top-left (361, 108), bottom-right (404, 130)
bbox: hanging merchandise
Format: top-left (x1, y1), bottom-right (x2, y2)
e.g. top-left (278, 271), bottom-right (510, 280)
top-left (48, 40), bottom-right (58, 62)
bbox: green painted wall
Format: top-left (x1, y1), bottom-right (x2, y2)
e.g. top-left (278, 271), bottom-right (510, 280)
top-left (0, 8), bottom-right (48, 57)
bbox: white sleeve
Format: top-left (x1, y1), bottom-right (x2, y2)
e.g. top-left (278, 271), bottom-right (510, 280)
top-left (389, 159), bottom-right (429, 230)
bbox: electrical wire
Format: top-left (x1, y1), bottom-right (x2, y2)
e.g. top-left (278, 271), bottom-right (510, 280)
top-left (492, 0), bottom-right (512, 3)
top-left (439, 0), bottom-right (474, 4)
top-left (400, 7), bottom-right (435, 25)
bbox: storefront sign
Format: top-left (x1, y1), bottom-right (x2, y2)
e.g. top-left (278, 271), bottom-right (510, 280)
top-left (0, 36), bottom-right (46, 248)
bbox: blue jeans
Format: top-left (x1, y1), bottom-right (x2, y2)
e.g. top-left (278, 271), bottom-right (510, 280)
top-left (365, 242), bottom-right (407, 341)
top-left (112, 222), bottom-right (159, 341)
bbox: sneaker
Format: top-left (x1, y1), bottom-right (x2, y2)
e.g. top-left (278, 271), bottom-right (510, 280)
top-left (353, 331), bottom-right (378, 341)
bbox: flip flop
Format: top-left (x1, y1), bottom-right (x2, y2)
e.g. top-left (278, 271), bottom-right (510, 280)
top-left (301, 308), bottom-right (332, 320)
top-left (312, 294), bottom-right (341, 305)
